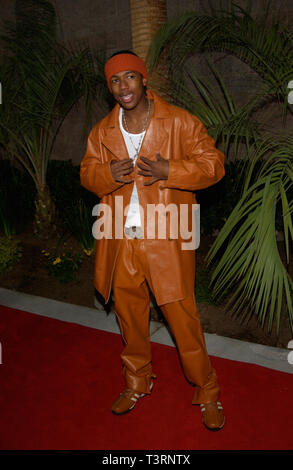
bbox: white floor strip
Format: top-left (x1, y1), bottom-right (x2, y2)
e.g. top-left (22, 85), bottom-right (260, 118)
top-left (0, 287), bottom-right (292, 374)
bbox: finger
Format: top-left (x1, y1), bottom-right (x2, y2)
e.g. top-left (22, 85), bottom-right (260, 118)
top-left (116, 169), bottom-right (134, 178)
top-left (116, 162), bottom-right (134, 172)
top-left (111, 159), bottom-right (127, 166)
top-left (117, 161), bottom-right (134, 169)
top-left (137, 170), bottom-right (153, 176)
top-left (139, 156), bottom-right (152, 165)
top-left (116, 177), bottom-right (134, 184)
top-left (120, 170), bottom-right (134, 177)
top-left (112, 159), bottom-right (133, 167)
top-left (112, 167), bottom-right (133, 178)
top-left (136, 162), bottom-right (150, 170)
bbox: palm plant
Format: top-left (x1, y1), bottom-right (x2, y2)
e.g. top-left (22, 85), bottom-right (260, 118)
top-left (164, 61), bottom-right (261, 156)
top-left (62, 199), bottom-right (96, 255)
top-left (208, 133), bottom-right (293, 332)
top-left (149, 0), bottom-right (293, 113)
top-left (0, 0), bottom-right (107, 238)
top-left (0, 160), bottom-right (36, 236)
top-left (149, 0), bottom-right (293, 333)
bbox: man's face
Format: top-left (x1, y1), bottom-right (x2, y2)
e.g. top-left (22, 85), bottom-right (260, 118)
top-left (109, 70), bottom-right (147, 110)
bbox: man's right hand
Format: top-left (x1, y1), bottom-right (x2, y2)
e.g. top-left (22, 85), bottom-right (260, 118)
top-left (110, 159), bottom-right (134, 184)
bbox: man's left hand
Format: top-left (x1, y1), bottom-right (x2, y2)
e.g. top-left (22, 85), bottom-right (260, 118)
top-left (137, 153), bottom-right (169, 186)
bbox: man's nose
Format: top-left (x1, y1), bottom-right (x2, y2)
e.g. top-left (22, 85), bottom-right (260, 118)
top-left (120, 78), bottom-right (128, 90)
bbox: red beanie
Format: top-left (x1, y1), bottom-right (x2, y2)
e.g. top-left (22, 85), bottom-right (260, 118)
top-left (104, 53), bottom-right (148, 91)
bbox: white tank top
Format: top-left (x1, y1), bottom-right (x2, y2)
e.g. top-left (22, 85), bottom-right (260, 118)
top-left (119, 107), bottom-right (145, 228)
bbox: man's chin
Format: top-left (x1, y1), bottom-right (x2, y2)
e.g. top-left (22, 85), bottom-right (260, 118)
top-left (119, 101), bottom-right (137, 111)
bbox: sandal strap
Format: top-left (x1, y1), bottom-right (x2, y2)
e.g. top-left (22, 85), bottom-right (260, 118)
top-left (200, 401), bottom-right (223, 412)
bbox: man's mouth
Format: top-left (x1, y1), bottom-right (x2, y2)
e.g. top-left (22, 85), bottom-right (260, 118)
top-left (120, 93), bottom-right (134, 104)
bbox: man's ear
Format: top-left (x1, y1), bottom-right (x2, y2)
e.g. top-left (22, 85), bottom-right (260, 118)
top-left (143, 77), bottom-right (148, 87)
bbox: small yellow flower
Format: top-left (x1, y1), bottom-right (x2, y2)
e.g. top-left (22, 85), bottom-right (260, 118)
top-left (83, 249), bottom-right (93, 256)
top-left (53, 257), bottom-right (62, 265)
top-left (44, 252), bottom-right (50, 256)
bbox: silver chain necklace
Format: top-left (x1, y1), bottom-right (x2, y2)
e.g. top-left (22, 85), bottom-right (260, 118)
top-left (122, 99), bottom-right (150, 159)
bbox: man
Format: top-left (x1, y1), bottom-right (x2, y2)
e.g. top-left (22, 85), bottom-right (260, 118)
top-left (80, 50), bottom-right (226, 431)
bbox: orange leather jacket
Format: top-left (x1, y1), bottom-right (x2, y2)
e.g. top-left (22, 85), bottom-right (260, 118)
top-left (80, 90), bottom-right (225, 305)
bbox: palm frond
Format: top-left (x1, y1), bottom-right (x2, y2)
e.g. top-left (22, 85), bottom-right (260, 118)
top-left (0, 0), bottom-right (108, 185)
top-left (149, 0), bottom-right (293, 109)
top-left (165, 61), bottom-right (261, 157)
top-left (207, 134), bottom-right (293, 333)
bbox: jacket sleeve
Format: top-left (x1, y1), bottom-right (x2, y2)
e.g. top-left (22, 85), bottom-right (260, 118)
top-left (162, 116), bottom-right (225, 191)
top-left (80, 125), bottom-right (123, 199)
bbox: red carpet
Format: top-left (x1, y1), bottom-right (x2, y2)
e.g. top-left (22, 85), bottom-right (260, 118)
top-left (0, 304), bottom-right (292, 450)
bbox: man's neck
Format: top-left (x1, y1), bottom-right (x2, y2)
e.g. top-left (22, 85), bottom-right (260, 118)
top-left (122, 96), bottom-right (153, 134)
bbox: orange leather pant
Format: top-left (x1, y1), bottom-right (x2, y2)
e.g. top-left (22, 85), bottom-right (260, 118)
top-left (112, 237), bottom-right (220, 404)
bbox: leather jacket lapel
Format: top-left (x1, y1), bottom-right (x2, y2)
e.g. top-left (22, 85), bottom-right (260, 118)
top-left (140, 118), bottom-right (169, 159)
top-left (100, 104), bottom-right (129, 161)
top-left (102, 127), bottom-right (129, 161)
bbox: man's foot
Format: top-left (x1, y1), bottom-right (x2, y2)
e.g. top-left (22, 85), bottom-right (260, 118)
top-left (112, 383), bottom-right (153, 415)
top-left (200, 401), bottom-right (225, 431)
